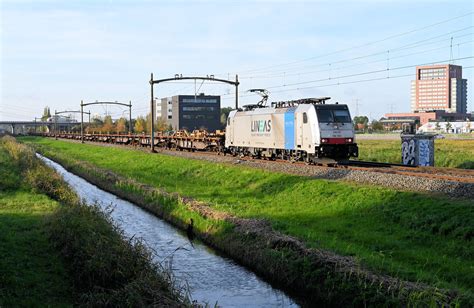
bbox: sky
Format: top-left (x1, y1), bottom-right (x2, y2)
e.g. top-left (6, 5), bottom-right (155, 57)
top-left (1, 0), bottom-right (473, 121)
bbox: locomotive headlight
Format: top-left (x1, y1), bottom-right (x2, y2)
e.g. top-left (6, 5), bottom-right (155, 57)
top-left (345, 138), bottom-right (353, 143)
top-left (321, 138), bottom-right (328, 143)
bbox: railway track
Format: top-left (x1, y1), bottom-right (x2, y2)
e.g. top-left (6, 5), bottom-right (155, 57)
top-left (148, 144), bottom-right (474, 184)
top-left (231, 155), bottom-right (474, 184)
top-left (35, 133), bottom-right (474, 185)
top-left (337, 161), bottom-right (474, 184)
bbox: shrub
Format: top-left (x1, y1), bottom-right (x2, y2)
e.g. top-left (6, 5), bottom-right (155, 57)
top-left (47, 203), bottom-right (186, 306)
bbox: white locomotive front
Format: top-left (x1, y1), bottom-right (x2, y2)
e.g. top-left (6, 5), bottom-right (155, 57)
top-left (225, 97), bottom-right (358, 161)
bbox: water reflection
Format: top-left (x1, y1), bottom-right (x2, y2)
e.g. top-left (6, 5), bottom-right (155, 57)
top-left (39, 154), bottom-right (298, 307)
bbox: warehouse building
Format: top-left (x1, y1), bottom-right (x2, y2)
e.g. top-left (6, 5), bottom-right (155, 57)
top-left (160, 94), bottom-right (221, 131)
top-left (418, 121), bottom-right (474, 134)
top-left (384, 110), bottom-right (471, 126)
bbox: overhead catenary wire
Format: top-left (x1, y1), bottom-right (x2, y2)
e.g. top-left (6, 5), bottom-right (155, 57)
top-left (219, 61), bottom-right (474, 101)
top-left (215, 12), bottom-right (473, 76)
top-left (130, 17), bottom-right (474, 112)
top-left (4, 14), bottom-right (473, 121)
top-left (239, 39), bottom-right (474, 80)
top-left (268, 56), bottom-right (474, 89)
top-left (238, 30), bottom-right (474, 79)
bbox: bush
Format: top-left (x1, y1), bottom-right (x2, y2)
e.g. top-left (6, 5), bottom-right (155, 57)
top-left (1, 136), bottom-right (79, 204)
top-left (2, 137), bottom-right (186, 307)
top-left (47, 203), bottom-right (186, 306)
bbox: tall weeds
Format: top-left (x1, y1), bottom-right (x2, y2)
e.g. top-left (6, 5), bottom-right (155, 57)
top-left (1, 136), bottom-right (78, 204)
top-left (47, 202), bottom-right (187, 307)
top-left (1, 136), bottom-right (187, 307)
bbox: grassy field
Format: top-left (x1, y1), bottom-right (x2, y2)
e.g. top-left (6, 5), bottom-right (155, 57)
top-left (0, 145), bottom-right (73, 306)
top-left (357, 138), bottom-right (474, 169)
top-left (1, 137), bottom-right (186, 306)
top-left (21, 136), bottom-right (474, 302)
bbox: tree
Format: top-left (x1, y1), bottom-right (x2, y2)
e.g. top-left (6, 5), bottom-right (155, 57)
top-left (86, 116), bottom-right (103, 134)
top-left (371, 120), bottom-right (384, 132)
top-left (41, 106), bottom-right (51, 121)
top-left (220, 107), bottom-right (233, 129)
top-left (134, 116), bottom-right (146, 133)
top-left (465, 121), bottom-right (472, 133)
top-left (156, 116), bottom-right (169, 132)
top-left (353, 116), bottom-right (369, 125)
top-left (115, 117), bottom-right (127, 133)
top-left (353, 116), bottom-right (369, 132)
top-left (143, 112), bottom-right (162, 133)
top-left (145, 113), bottom-right (153, 134)
top-left (445, 122), bottom-right (452, 133)
top-left (39, 106), bottom-right (51, 132)
top-left (102, 115), bottom-right (114, 133)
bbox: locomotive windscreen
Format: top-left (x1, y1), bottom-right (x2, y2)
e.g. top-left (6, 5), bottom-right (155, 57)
top-left (315, 105), bottom-right (351, 123)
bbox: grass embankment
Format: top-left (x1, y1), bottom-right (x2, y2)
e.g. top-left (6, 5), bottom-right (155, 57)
top-left (1, 137), bottom-right (186, 307)
top-left (357, 138), bottom-right (474, 169)
top-left (0, 143), bottom-right (72, 306)
top-left (21, 136), bottom-right (474, 306)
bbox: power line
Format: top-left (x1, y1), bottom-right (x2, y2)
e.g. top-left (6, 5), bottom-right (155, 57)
top-left (220, 61), bottom-right (474, 101)
top-left (219, 56), bottom-right (473, 97)
top-left (240, 39), bottom-right (473, 80)
top-left (218, 12), bottom-right (473, 75)
top-left (238, 29), bottom-right (473, 78)
top-left (219, 73), bottom-right (413, 101)
top-left (269, 56), bottom-right (474, 89)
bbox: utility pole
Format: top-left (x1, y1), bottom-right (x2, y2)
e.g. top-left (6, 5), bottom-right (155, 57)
top-left (450, 36), bottom-right (454, 64)
top-left (129, 101), bottom-right (132, 134)
top-left (81, 100), bottom-right (84, 143)
top-left (54, 110), bottom-right (57, 139)
top-left (235, 74), bottom-right (239, 110)
top-left (353, 98), bottom-right (361, 117)
top-left (150, 73), bottom-right (155, 152)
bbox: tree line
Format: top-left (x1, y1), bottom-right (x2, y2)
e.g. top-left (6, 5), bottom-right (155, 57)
top-left (85, 114), bottom-right (172, 134)
top-left (85, 108), bottom-right (233, 134)
top-left (353, 116), bottom-right (385, 132)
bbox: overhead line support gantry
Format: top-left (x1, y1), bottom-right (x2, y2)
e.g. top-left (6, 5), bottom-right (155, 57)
top-left (80, 100), bottom-right (133, 143)
top-left (148, 74), bottom-right (239, 152)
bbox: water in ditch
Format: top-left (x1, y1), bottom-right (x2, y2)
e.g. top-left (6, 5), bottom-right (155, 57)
top-left (38, 154), bottom-right (298, 307)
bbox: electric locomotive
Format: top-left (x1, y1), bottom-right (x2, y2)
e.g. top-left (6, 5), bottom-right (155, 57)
top-left (225, 96), bottom-right (358, 162)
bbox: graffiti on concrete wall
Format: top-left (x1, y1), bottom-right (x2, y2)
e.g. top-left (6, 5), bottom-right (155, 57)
top-left (401, 136), bottom-right (435, 166)
top-left (418, 139), bottom-right (433, 166)
top-left (402, 138), bottom-right (416, 166)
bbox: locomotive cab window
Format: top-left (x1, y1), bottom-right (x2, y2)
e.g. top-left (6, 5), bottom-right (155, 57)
top-left (333, 110), bottom-right (351, 123)
top-left (316, 109), bottom-right (333, 123)
top-left (303, 112), bottom-right (308, 123)
top-left (316, 108), bottom-right (351, 123)
top-left (227, 117), bottom-right (230, 125)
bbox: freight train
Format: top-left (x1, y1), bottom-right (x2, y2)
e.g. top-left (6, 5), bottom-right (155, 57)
top-left (40, 96), bottom-right (358, 162)
top-left (225, 97), bottom-right (358, 161)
